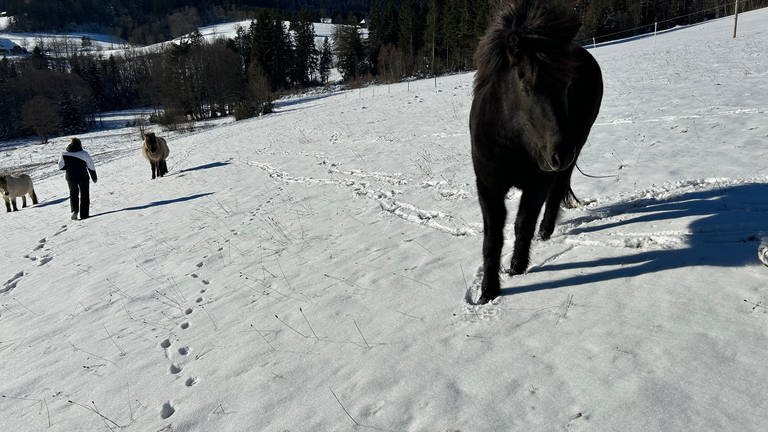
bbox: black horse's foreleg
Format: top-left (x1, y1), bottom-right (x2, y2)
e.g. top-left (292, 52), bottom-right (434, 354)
top-left (510, 188), bottom-right (548, 275)
top-left (477, 182), bottom-right (507, 304)
top-left (21, 195), bottom-right (27, 208)
top-left (3, 198), bottom-right (10, 212)
top-left (151, 162), bottom-right (157, 179)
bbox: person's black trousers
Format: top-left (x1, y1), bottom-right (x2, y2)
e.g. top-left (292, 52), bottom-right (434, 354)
top-left (67, 177), bottom-right (90, 218)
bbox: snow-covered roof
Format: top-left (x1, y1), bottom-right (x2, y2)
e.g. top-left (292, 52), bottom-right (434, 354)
top-left (0, 37), bottom-right (18, 51)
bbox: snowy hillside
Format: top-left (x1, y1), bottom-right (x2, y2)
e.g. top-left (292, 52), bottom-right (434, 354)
top-left (0, 18), bottom-right (357, 58)
top-left (98, 20), bottom-right (348, 58)
top-left (0, 29), bottom-right (129, 53)
top-left (1, 8), bottom-right (767, 432)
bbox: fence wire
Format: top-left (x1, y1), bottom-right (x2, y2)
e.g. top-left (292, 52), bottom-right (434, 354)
top-left (578, 0), bottom-right (768, 46)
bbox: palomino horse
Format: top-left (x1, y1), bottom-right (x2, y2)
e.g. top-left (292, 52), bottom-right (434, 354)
top-left (142, 132), bottom-right (170, 179)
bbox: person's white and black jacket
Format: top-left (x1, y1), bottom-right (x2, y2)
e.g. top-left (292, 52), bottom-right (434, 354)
top-left (58, 138), bottom-right (97, 219)
top-left (58, 150), bottom-right (97, 183)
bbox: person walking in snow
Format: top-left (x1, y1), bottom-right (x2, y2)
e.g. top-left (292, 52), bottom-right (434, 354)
top-left (58, 137), bottom-right (97, 220)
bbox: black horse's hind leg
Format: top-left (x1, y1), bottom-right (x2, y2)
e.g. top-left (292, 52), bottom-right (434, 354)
top-left (477, 182), bottom-right (508, 304)
top-left (159, 159), bottom-right (168, 177)
top-left (510, 188), bottom-right (548, 275)
top-left (539, 170), bottom-right (573, 241)
top-left (31, 190), bottom-right (38, 205)
top-left (21, 195), bottom-right (27, 208)
top-left (11, 197), bottom-right (18, 211)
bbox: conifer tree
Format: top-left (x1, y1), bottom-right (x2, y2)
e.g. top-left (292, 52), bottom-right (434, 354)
top-left (250, 10), bottom-right (294, 91)
top-left (367, 0), bottom-right (399, 75)
top-left (291, 11), bottom-right (319, 86)
top-left (333, 23), bottom-right (366, 82)
top-left (318, 37), bottom-right (334, 84)
top-left (424, 0), bottom-right (446, 75)
top-left (397, 0), bottom-right (425, 72)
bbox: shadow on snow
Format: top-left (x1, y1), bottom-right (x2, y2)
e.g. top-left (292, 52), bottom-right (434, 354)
top-left (177, 161), bottom-right (231, 174)
top-left (499, 183), bottom-right (768, 297)
top-left (33, 197), bottom-right (69, 208)
top-left (90, 192), bottom-right (213, 218)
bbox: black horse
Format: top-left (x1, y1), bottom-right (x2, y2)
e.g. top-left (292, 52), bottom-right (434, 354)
top-left (470, 1), bottom-right (603, 304)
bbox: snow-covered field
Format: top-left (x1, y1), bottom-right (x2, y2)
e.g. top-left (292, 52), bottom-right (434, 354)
top-left (2, 8), bottom-right (767, 432)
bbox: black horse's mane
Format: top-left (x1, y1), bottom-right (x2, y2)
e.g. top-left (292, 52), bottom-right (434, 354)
top-left (474, 0), bottom-right (582, 94)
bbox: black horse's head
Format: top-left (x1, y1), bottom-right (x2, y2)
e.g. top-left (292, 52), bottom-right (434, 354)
top-left (475, 1), bottom-right (583, 173)
top-left (507, 36), bottom-right (578, 172)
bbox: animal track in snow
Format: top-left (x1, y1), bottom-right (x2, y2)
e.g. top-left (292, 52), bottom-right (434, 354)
top-left (1, 272), bottom-right (25, 294)
top-left (26, 238), bottom-right (53, 264)
top-left (185, 377), bottom-right (199, 387)
top-left (244, 159), bottom-right (479, 237)
top-left (160, 401), bottom-right (175, 419)
top-left (180, 322), bottom-right (190, 330)
top-left (169, 363), bottom-right (183, 374)
top-left (160, 338), bottom-right (172, 359)
top-left (190, 272), bottom-right (210, 286)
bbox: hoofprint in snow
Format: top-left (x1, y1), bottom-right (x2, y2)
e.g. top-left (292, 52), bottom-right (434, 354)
top-left (2, 8), bottom-right (768, 432)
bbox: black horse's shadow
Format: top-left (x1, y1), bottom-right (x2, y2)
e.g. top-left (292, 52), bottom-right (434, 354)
top-left (90, 192), bottom-right (213, 218)
top-left (500, 183), bottom-right (768, 296)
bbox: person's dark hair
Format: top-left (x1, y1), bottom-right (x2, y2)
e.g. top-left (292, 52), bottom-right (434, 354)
top-left (67, 137), bottom-right (83, 152)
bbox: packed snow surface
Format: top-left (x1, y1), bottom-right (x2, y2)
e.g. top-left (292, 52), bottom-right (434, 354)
top-left (1, 8), bottom-right (767, 432)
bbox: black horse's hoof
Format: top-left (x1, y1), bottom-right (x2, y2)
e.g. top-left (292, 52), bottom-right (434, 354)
top-left (477, 286), bottom-right (500, 305)
top-left (476, 293), bottom-right (499, 305)
top-left (509, 259), bottom-right (528, 275)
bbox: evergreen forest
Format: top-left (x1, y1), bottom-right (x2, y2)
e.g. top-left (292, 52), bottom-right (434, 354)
top-left (1, 0), bottom-right (766, 142)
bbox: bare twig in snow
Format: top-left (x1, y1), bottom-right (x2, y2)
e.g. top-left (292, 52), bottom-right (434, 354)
top-left (300, 308), bottom-right (320, 342)
top-left (353, 320), bottom-right (372, 349)
top-left (274, 314), bottom-right (308, 338)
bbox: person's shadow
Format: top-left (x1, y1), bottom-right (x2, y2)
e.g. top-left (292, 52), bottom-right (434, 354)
top-left (500, 183), bottom-right (768, 296)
